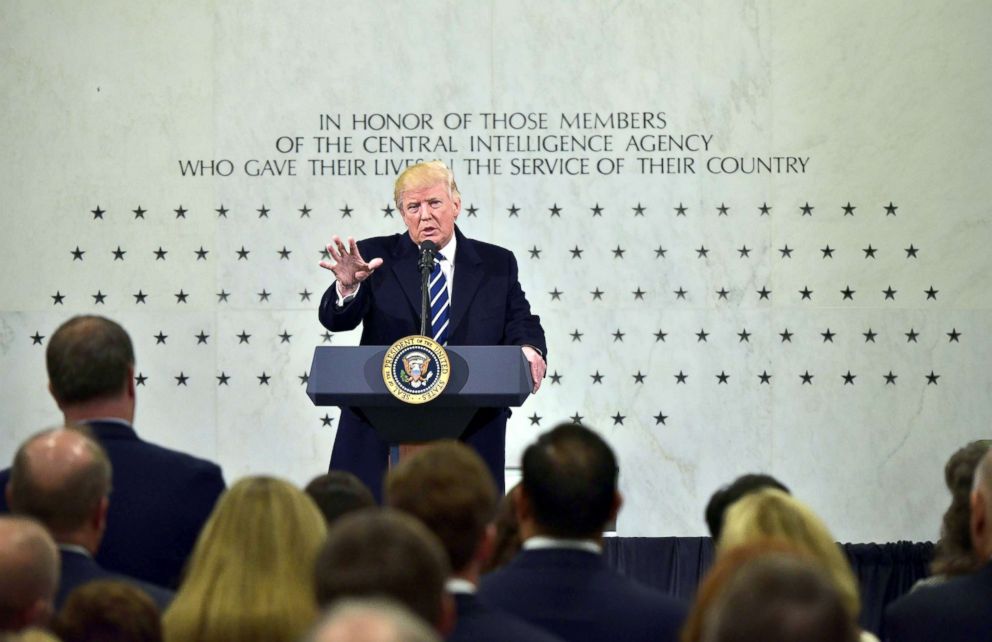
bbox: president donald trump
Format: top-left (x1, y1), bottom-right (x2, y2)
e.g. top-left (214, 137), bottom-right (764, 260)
top-left (319, 161), bottom-right (547, 499)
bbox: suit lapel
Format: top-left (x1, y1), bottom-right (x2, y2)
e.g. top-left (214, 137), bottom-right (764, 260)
top-left (450, 227), bottom-right (484, 340)
top-left (389, 234), bottom-right (423, 320)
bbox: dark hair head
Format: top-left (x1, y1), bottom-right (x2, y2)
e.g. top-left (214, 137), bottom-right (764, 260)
top-left (54, 580), bottom-right (162, 642)
top-left (385, 441), bottom-right (497, 573)
top-left (705, 474), bottom-right (790, 540)
top-left (47, 316), bottom-right (134, 405)
top-left (305, 471), bottom-right (377, 526)
top-left (314, 508), bottom-right (450, 627)
top-left (8, 427), bottom-right (112, 533)
top-left (931, 439), bottom-right (992, 576)
top-left (701, 554), bottom-right (858, 642)
top-left (521, 423), bottom-right (618, 538)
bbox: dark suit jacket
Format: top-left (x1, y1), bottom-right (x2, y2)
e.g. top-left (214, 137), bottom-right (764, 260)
top-left (0, 420), bottom-right (225, 589)
top-left (883, 561), bottom-right (992, 642)
top-left (478, 548), bottom-right (688, 642)
top-left (57, 548), bottom-right (173, 612)
top-left (318, 227), bottom-right (546, 498)
top-left (448, 592), bottom-right (564, 642)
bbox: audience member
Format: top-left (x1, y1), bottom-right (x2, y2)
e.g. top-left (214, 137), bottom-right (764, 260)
top-left (0, 628), bottom-right (61, 642)
top-left (884, 447), bottom-right (992, 641)
top-left (923, 439), bottom-right (991, 584)
top-left (704, 473), bottom-right (790, 541)
top-left (162, 476), bottom-right (326, 642)
top-left (307, 598), bottom-right (440, 642)
top-left (478, 423), bottom-right (687, 642)
top-left (701, 553), bottom-right (859, 642)
top-left (314, 508), bottom-right (454, 635)
top-left (480, 482), bottom-right (523, 573)
top-left (718, 488), bottom-right (875, 641)
top-left (0, 315), bottom-right (225, 588)
top-left (386, 442), bottom-right (563, 642)
top-left (680, 539), bottom-right (808, 642)
top-left (305, 471), bottom-right (376, 525)
top-left (54, 580), bottom-right (162, 642)
top-left (5, 428), bottom-right (171, 610)
top-left (0, 516), bottom-right (59, 632)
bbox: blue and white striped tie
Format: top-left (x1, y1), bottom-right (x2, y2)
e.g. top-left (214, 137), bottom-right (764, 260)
top-left (429, 253), bottom-right (450, 346)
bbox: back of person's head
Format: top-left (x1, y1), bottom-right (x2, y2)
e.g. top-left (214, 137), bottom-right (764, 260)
top-left (0, 628), bottom-right (62, 642)
top-left (163, 476), bottom-right (327, 642)
top-left (932, 439), bottom-right (992, 576)
top-left (520, 423), bottom-right (618, 538)
top-left (305, 471), bottom-right (376, 526)
top-left (718, 489), bottom-right (860, 621)
top-left (314, 508), bottom-right (451, 632)
top-left (46, 316), bottom-right (134, 406)
top-left (0, 517), bottom-right (59, 632)
top-left (385, 441), bottom-right (497, 574)
top-left (481, 482), bottom-right (523, 573)
top-left (54, 580), bottom-right (161, 642)
top-left (6, 428), bottom-right (111, 538)
top-left (704, 473), bottom-right (790, 540)
top-left (970, 448), bottom-right (992, 559)
top-left (700, 554), bottom-right (858, 642)
top-left (307, 598), bottom-right (441, 642)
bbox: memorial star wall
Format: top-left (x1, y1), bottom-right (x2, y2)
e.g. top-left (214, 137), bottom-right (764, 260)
top-left (1, 1), bottom-right (990, 542)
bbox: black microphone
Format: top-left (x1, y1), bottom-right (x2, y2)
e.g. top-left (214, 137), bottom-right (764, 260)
top-left (417, 240), bottom-right (439, 337)
top-left (418, 240), bottom-right (438, 273)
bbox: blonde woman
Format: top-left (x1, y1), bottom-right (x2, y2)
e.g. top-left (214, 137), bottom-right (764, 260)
top-left (718, 489), bottom-right (878, 642)
top-left (163, 476), bottom-right (327, 642)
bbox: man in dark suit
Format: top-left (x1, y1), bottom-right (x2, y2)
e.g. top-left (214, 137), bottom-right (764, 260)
top-left (5, 428), bottom-right (172, 610)
top-left (884, 447), bottom-right (992, 642)
top-left (0, 315), bottom-right (225, 588)
top-left (318, 160), bottom-right (547, 499)
top-left (386, 441), bottom-right (563, 642)
top-left (478, 423), bottom-right (688, 642)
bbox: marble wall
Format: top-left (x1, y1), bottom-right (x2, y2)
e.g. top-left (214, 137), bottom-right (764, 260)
top-left (1, 0), bottom-right (989, 542)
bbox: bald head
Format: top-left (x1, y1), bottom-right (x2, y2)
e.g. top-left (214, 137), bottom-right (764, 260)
top-left (309, 599), bottom-right (440, 642)
top-left (6, 428), bottom-right (111, 541)
top-left (0, 517), bottom-right (59, 632)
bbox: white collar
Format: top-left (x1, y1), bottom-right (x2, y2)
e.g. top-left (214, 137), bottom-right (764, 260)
top-left (80, 417), bottom-right (132, 428)
top-left (523, 536), bottom-right (601, 554)
top-left (445, 578), bottom-right (476, 595)
top-left (438, 234), bottom-right (457, 262)
top-left (58, 543), bottom-right (92, 558)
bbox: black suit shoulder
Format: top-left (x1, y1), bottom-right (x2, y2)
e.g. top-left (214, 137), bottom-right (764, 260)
top-left (449, 593), bottom-right (563, 642)
top-left (884, 564), bottom-right (992, 642)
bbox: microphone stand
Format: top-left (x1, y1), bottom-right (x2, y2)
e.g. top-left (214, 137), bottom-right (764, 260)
top-left (418, 244), bottom-right (437, 337)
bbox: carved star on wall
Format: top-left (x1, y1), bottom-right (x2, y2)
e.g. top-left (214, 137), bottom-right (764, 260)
top-left (904, 245), bottom-right (919, 258)
top-left (883, 286), bottom-right (897, 300)
top-left (507, 204), bottom-right (520, 217)
top-left (299, 204), bottom-right (312, 218)
top-left (132, 290), bottom-right (147, 304)
top-left (779, 328), bottom-right (794, 342)
top-left (174, 205), bottom-right (187, 218)
top-left (674, 203), bottom-right (687, 216)
top-left (863, 245), bottom-right (877, 259)
top-left (632, 287), bottom-right (646, 300)
top-left (340, 204), bottom-right (353, 217)
top-left (905, 328), bottom-right (919, 343)
top-left (528, 246), bottom-right (541, 259)
top-left (674, 371), bottom-right (688, 383)
top-left (195, 331), bottom-right (209, 344)
top-left (612, 245), bottom-right (626, 259)
top-left (237, 331), bottom-right (251, 344)
top-left (884, 202), bottom-right (898, 216)
top-left (216, 205), bottom-right (229, 217)
top-left (779, 245), bottom-right (793, 258)
top-left (549, 371), bottom-right (562, 384)
top-left (257, 290), bottom-right (270, 302)
top-left (757, 287), bottom-right (771, 300)
top-left (175, 372), bottom-right (189, 386)
top-left (947, 328), bottom-right (962, 342)
top-left (257, 372), bottom-right (271, 385)
top-left (696, 329), bottom-right (709, 342)
top-left (612, 329), bottom-right (625, 342)
top-left (174, 290), bottom-right (189, 303)
top-left (112, 246), bottom-right (126, 261)
top-left (738, 246), bottom-right (751, 258)
top-left (654, 329), bottom-right (668, 342)
top-left (136, 373), bottom-right (147, 386)
top-left (299, 372), bottom-right (309, 385)
top-left (716, 203), bottom-right (729, 216)
top-left (758, 203), bottom-right (771, 215)
top-left (799, 287), bottom-right (813, 300)
top-left (321, 414), bottom-right (334, 427)
top-left (217, 290), bottom-right (231, 302)
top-left (529, 413), bottom-right (542, 426)
top-left (632, 203), bottom-right (646, 216)
top-left (217, 372), bottom-right (231, 385)
top-left (591, 204), bottom-right (603, 216)
top-left (549, 203), bottom-right (562, 217)
top-left (632, 371), bottom-right (646, 383)
top-left (716, 288), bottom-right (729, 300)
top-left (153, 247), bottom-right (167, 260)
top-left (612, 413), bottom-right (625, 425)
top-left (91, 205), bottom-right (105, 219)
top-left (654, 412), bottom-right (668, 425)
top-left (674, 287), bottom-right (687, 300)
top-left (277, 247), bottom-right (291, 259)
top-left (590, 288), bottom-right (604, 301)
top-left (842, 202), bottom-right (855, 216)
top-left (466, 204), bottom-right (478, 217)
top-left (549, 288), bottom-right (563, 301)
top-left (31, 332), bottom-right (44, 345)
top-left (738, 328), bottom-right (751, 342)
top-left (695, 246), bottom-right (709, 258)
top-left (924, 286), bottom-right (939, 300)
top-left (154, 332), bottom-right (168, 344)
top-left (654, 246), bottom-right (667, 258)
top-left (299, 289), bottom-right (312, 302)
top-left (381, 204), bottom-right (394, 218)
top-left (590, 371), bottom-right (604, 384)
top-left (800, 371), bottom-right (814, 384)
top-left (841, 286), bottom-right (855, 300)
top-left (92, 290), bottom-right (107, 304)
top-left (758, 370), bottom-right (772, 384)
top-left (569, 246), bottom-right (584, 259)
top-left (884, 371), bottom-right (897, 385)
top-left (71, 246), bottom-right (85, 260)
top-left (256, 205), bottom-right (270, 218)
top-left (863, 328), bottom-right (878, 343)
top-left (800, 202), bottom-right (814, 216)
top-left (842, 371), bottom-right (856, 385)
top-left (132, 206), bottom-right (146, 219)
top-left (570, 329), bottom-right (583, 342)
top-left (926, 370), bottom-right (940, 385)
top-left (278, 331), bottom-right (292, 343)
top-left (821, 328), bottom-right (836, 342)
top-left (236, 246), bottom-right (250, 260)
top-left (195, 247), bottom-right (209, 260)
top-left (716, 371), bottom-right (729, 384)
top-left (821, 245), bottom-right (834, 258)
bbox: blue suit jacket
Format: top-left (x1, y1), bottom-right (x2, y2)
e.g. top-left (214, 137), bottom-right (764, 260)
top-left (57, 548), bottom-right (173, 612)
top-left (883, 561), bottom-right (992, 642)
top-left (0, 421), bottom-right (225, 589)
top-left (478, 548), bottom-right (688, 642)
top-left (318, 227), bottom-right (546, 498)
top-left (448, 592), bottom-right (564, 642)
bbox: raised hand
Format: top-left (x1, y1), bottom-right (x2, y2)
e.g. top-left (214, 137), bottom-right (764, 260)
top-left (319, 235), bottom-right (384, 296)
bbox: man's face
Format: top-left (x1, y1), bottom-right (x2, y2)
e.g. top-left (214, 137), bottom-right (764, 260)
top-left (399, 181), bottom-right (460, 248)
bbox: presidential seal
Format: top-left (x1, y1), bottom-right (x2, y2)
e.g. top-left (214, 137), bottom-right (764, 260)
top-left (382, 335), bottom-right (450, 404)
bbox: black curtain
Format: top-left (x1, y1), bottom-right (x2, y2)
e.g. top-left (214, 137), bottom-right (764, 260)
top-left (604, 537), bottom-right (933, 637)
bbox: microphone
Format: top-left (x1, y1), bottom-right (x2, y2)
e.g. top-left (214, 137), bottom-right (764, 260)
top-left (417, 240), bottom-right (439, 337)
top-left (418, 240), bottom-right (438, 273)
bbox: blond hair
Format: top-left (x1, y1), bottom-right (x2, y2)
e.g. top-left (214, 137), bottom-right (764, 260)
top-left (718, 489), bottom-right (860, 620)
top-left (393, 161), bottom-right (460, 208)
top-left (163, 476), bottom-right (327, 642)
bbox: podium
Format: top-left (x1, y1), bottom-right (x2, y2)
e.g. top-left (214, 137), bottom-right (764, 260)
top-left (307, 345), bottom-right (532, 444)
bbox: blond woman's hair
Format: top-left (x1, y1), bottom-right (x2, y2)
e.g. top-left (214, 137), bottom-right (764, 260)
top-left (163, 476), bottom-right (327, 642)
top-left (718, 488), bottom-right (860, 620)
